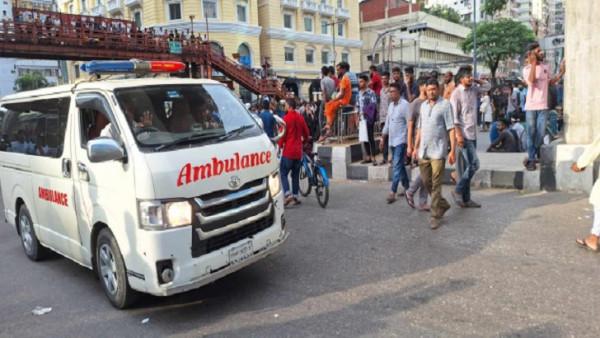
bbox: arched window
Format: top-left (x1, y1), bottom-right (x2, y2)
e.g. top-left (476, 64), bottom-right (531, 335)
top-left (238, 43), bottom-right (252, 67)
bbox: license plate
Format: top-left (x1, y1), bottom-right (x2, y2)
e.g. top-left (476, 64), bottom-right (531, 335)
top-left (228, 240), bottom-right (253, 265)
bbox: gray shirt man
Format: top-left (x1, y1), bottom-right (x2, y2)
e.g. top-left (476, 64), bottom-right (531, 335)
top-left (382, 98), bottom-right (409, 147)
top-left (418, 98), bottom-right (454, 160)
top-left (320, 76), bottom-right (335, 102)
top-left (450, 81), bottom-right (491, 140)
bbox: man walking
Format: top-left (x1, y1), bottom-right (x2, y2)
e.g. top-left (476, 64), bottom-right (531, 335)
top-left (358, 74), bottom-right (378, 164)
top-left (404, 66), bottom-right (419, 103)
top-left (441, 71), bottom-right (455, 100)
top-left (320, 66), bottom-right (336, 131)
top-left (379, 71), bottom-right (391, 165)
top-left (406, 77), bottom-right (429, 211)
top-left (523, 42), bottom-right (565, 170)
top-left (381, 82), bottom-right (410, 204)
top-left (414, 78), bottom-right (456, 229)
top-left (450, 66), bottom-right (491, 208)
top-left (279, 99), bottom-right (310, 206)
top-left (573, 134), bottom-right (600, 251)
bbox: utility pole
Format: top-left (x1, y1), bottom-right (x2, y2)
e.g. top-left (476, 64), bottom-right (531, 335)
top-left (473, 0), bottom-right (478, 77)
top-left (332, 17), bottom-right (336, 65)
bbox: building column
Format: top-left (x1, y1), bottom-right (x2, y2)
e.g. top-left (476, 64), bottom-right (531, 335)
top-left (564, 0), bottom-right (600, 144)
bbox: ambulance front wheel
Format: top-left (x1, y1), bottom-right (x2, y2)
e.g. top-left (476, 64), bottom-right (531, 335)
top-left (96, 228), bottom-right (138, 309)
top-left (18, 204), bottom-right (48, 261)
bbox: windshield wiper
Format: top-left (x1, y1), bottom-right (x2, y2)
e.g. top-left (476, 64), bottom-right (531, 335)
top-left (217, 125), bottom-right (255, 142)
top-left (154, 131), bottom-right (223, 151)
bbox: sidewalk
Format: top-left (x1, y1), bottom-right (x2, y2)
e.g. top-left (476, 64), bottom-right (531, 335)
top-left (319, 132), bottom-right (540, 191)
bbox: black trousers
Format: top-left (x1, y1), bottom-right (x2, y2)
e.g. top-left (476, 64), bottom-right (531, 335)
top-left (362, 122), bottom-right (376, 157)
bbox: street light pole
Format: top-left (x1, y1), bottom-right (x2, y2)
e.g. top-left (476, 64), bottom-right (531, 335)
top-left (331, 17), bottom-right (336, 65)
top-left (473, 0), bottom-right (478, 77)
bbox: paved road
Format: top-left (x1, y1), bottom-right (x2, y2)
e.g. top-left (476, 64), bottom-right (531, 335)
top-left (1, 182), bottom-right (599, 337)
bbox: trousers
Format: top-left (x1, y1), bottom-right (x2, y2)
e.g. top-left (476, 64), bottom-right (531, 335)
top-left (420, 158), bottom-right (450, 219)
top-left (280, 156), bottom-right (301, 197)
top-left (526, 110), bottom-right (548, 161)
top-left (456, 139), bottom-right (479, 203)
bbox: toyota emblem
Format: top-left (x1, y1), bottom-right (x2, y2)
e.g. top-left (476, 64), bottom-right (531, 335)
top-left (229, 176), bottom-right (241, 189)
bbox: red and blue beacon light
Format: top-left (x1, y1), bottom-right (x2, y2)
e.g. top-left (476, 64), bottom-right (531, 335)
top-left (80, 60), bottom-right (186, 75)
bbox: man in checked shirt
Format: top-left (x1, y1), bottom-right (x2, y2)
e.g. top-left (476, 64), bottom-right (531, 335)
top-left (449, 66), bottom-right (491, 209)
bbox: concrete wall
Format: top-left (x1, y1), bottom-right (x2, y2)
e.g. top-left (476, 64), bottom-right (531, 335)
top-left (563, 0), bottom-right (600, 145)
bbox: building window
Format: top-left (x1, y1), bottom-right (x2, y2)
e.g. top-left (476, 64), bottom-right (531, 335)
top-left (68, 4), bottom-right (73, 13)
top-left (81, 0), bottom-right (86, 10)
top-left (373, 53), bottom-right (379, 64)
top-left (305, 49), bottom-right (314, 64)
top-left (167, 1), bottom-right (182, 21)
top-left (337, 22), bottom-right (344, 37)
top-left (321, 19), bottom-right (328, 34)
top-left (237, 0), bottom-right (247, 22)
top-left (304, 16), bottom-right (313, 32)
top-left (321, 50), bottom-right (330, 65)
top-left (284, 47), bottom-right (295, 63)
top-left (341, 52), bottom-right (349, 63)
top-left (203, 0), bottom-right (218, 19)
top-left (133, 10), bottom-right (142, 27)
top-left (337, 0), bottom-right (343, 7)
top-left (283, 12), bottom-right (294, 29)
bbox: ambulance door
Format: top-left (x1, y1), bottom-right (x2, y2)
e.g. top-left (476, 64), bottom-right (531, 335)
top-left (71, 92), bottom-right (134, 264)
top-left (23, 97), bottom-right (82, 259)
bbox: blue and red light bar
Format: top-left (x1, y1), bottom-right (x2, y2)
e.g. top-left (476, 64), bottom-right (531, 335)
top-left (80, 60), bottom-right (186, 75)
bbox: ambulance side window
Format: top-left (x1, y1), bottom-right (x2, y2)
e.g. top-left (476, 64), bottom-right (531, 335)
top-left (0, 97), bottom-right (70, 158)
top-left (77, 94), bottom-right (118, 147)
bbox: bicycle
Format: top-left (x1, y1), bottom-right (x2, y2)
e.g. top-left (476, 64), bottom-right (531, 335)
top-left (299, 152), bottom-right (330, 208)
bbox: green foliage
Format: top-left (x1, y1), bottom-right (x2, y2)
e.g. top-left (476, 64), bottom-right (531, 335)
top-left (482, 0), bottom-right (508, 17)
top-left (461, 19), bottom-right (535, 79)
top-left (14, 72), bottom-right (50, 92)
top-left (423, 5), bottom-right (462, 24)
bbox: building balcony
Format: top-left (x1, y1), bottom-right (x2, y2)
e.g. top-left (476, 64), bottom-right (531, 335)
top-left (91, 4), bottom-right (106, 16)
top-left (107, 0), bottom-right (122, 13)
top-left (281, 0), bottom-right (299, 9)
top-left (335, 7), bottom-right (350, 19)
top-left (319, 3), bottom-right (334, 16)
top-left (124, 0), bottom-right (140, 7)
top-left (301, 1), bottom-right (318, 13)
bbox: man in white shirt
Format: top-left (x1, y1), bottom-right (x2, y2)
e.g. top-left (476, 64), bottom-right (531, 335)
top-left (380, 82), bottom-right (410, 204)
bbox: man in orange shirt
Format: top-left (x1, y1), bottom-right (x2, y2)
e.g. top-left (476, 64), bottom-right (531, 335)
top-left (319, 61), bottom-right (352, 142)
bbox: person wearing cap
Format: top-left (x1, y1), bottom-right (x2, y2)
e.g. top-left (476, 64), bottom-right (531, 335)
top-left (449, 65), bottom-right (491, 209)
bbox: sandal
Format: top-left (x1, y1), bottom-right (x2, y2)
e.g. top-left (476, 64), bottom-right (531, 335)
top-left (576, 238), bottom-right (599, 252)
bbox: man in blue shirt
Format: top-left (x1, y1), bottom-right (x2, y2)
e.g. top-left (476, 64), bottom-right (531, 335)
top-left (258, 99), bottom-right (276, 138)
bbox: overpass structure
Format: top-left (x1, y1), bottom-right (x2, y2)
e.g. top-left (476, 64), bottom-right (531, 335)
top-left (0, 7), bottom-right (283, 96)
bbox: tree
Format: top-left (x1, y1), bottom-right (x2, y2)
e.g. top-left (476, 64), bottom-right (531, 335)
top-left (14, 72), bottom-right (50, 92)
top-left (461, 19), bottom-right (535, 81)
top-left (482, 0), bottom-right (508, 18)
top-left (423, 5), bottom-right (462, 24)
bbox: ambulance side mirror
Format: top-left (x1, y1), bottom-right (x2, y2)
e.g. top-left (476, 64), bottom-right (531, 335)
top-left (271, 114), bottom-right (286, 143)
top-left (87, 137), bottom-right (125, 163)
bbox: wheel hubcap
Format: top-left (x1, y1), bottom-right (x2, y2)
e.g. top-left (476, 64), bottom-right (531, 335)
top-left (99, 244), bottom-right (118, 296)
top-left (20, 215), bottom-right (33, 254)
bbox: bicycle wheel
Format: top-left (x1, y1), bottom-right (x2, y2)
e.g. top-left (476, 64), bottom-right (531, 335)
top-left (299, 163), bottom-right (312, 197)
top-left (314, 168), bottom-right (329, 208)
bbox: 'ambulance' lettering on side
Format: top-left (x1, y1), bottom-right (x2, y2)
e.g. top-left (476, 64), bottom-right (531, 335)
top-left (38, 187), bottom-right (69, 207)
top-left (177, 151), bottom-right (272, 187)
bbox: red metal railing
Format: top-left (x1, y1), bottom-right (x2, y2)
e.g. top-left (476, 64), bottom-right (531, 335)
top-left (0, 7), bottom-right (283, 96)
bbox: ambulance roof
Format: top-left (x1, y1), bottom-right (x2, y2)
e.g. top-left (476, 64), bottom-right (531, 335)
top-left (1, 78), bottom-right (224, 102)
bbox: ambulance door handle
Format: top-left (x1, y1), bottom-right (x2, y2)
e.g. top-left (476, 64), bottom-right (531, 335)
top-left (62, 158), bottom-right (71, 178)
top-left (77, 162), bottom-right (89, 182)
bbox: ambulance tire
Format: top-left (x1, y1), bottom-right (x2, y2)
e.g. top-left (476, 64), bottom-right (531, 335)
top-left (18, 204), bottom-right (48, 261)
top-left (96, 228), bottom-right (138, 309)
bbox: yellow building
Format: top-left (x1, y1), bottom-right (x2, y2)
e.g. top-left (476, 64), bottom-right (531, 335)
top-left (61, 0), bottom-right (263, 85)
top-left (59, 0), bottom-right (361, 99)
top-left (257, 0), bottom-right (362, 98)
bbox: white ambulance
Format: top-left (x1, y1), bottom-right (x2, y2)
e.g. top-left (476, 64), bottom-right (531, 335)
top-left (0, 61), bottom-right (288, 308)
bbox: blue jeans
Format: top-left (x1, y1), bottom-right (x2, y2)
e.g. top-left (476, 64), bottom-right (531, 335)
top-left (390, 144), bottom-right (409, 193)
top-left (280, 156), bottom-right (301, 197)
top-left (526, 110), bottom-right (548, 161)
top-left (456, 139), bottom-right (479, 203)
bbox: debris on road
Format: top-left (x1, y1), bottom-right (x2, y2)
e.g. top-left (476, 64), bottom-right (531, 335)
top-left (141, 318), bottom-right (150, 324)
top-left (32, 306), bottom-right (52, 316)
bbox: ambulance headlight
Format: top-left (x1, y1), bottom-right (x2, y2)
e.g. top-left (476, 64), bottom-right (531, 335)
top-left (268, 171), bottom-right (281, 197)
top-left (164, 201), bottom-right (192, 227)
top-left (139, 200), bottom-right (192, 230)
